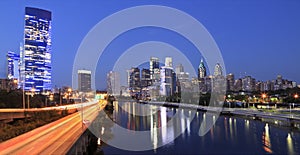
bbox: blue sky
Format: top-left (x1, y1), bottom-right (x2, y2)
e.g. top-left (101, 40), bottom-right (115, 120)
top-left (0, 0), bottom-right (300, 90)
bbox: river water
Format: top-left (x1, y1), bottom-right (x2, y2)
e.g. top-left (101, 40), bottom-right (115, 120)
top-left (84, 101), bottom-right (300, 154)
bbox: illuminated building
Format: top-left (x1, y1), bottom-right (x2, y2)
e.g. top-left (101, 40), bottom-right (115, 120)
top-left (160, 57), bottom-right (176, 96)
top-left (128, 67), bottom-right (140, 95)
top-left (214, 63), bottom-right (223, 77)
top-left (150, 57), bottom-right (160, 82)
top-left (20, 7), bottom-right (52, 92)
top-left (198, 58), bottom-right (207, 79)
top-left (7, 51), bottom-right (20, 80)
top-left (141, 69), bottom-right (151, 87)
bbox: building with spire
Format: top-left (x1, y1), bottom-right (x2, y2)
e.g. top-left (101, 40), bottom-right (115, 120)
top-left (198, 58), bottom-right (206, 80)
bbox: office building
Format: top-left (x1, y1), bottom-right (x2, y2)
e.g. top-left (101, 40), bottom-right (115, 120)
top-left (78, 70), bottom-right (92, 92)
top-left (198, 58), bottom-right (207, 79)
top-left (160, 57), bottom-right (176, 96)
top-left (107, 71), bottom-right (120, 96)
top-left (226, 73), bottom-right (235, 91)
top-left (150, 57), bottom-right (160, 82)
top-left (165, 57), bottom-right (172, 68)
top-left (7, 51), bottom-right (20, 80)
top-left (141, 68), bottom-right (151, 87)
top-left (20, 7), bottom-right (52, 92)
top-left (214, 63), bottom-right (223, 77)
top-left (128, 67), bottom-right (141, 95)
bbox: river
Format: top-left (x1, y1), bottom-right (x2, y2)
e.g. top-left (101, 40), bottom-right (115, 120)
top-left (73, 101), bottom-right (300, 154)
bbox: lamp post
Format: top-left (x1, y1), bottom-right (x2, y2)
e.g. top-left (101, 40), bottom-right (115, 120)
top-left (21, 81), bottom-right (25, 109)
top-left (27, 88), bottom-right (35, 109)
top-left (262, 93), bottom-right (267, 103)
top-left (68, 88), bottom-right (72, 103)
top-left (294, 94), bottom-right (298, 109)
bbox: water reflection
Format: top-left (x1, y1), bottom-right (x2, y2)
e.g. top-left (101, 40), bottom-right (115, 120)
top-left (287, 133), bottom-right (294, 155)
top-left (88, 101), bottom-right (300, 154)
top-left (262, 123), bottom-right (272, 153)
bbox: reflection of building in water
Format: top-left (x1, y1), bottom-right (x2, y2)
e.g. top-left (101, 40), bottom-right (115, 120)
top-left (262, 123), bottom-right (272, 153)
top-left (287, 133), bottom-right (294, 154)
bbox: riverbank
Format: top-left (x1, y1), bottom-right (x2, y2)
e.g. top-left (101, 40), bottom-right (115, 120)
top-left (138, 101), bottom-right (300, 130)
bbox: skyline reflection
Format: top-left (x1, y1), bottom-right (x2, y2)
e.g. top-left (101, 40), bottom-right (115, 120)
top-left (93, 101), bottom-right (300, 154)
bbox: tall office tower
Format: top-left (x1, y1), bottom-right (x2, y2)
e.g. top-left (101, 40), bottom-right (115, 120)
top-left (141, 68), bottom-right (151, 87)
top-left (198, 58), bottom-right (207, 79)
top-left (165, 57), bottom-right (172, 68)
top-left (107, 71), bottom-right (120, 96)
top-left (150, 57), bottom-right (160, 81)
top-left (20, 7), bottom-right (52, 92)
top-left (226, 73), bottom-right (235, 91)
top-left (78, 70), bottom-right (92, 92)
top-left (175, 64), bottom-right (184, 75)
top-left (274, 74), bottom-right (283, 90)
top-left (242, 76), bottom-right (256, 92)
top-left (160, 66), bottom-right (176, 96)
top-left (128, 67), bottom-right (141, 91)
top-left (234, 78), bottom-right (243, 91)
top-left (7, 51), bottom-right (20, 80)
top-left (214, 63), bottom-right (223, 77)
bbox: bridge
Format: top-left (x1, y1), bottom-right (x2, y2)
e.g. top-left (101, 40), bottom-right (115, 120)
top-left (0, 101), bottom-right (98, 123)
top-left (0, 100), bottom-right (106, 154)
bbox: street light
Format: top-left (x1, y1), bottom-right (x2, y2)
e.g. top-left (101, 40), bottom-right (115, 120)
top-left (21, 80), bottom-right (25, 109)
top-left (293, 94), bottom-right (298, 109)
top-left (294, 94), bottom-right (299, 99)
top-left (27, 88), bottom-right (35, 109)
top-left (262, 93), bottom-right (267, 103)
top-left (67, 88), bottom-right (72, 104)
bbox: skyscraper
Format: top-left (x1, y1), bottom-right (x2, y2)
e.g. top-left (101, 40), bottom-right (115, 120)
top-left (107, 71), bottom-right (120, 96)
top-left (7, 51), bottom-right (20, 80)
top-left (20, 7), bottom-right (52, 92)
top-left (198, 58), bottom-right (206, 79)
top-left (128, 67), bottom-right (141, 94)
top-left (175, 64), bottom-right (184, 75)
top-left (160, 57), bottom-right (176, 96)
top-left (214, 63), bottom-right (223, 77)
top-left (226, 73), bottom-right (235, 91)
top-left (165, 57), bottom-right (172, 68)
top-left (78, 70), bottom-right (92, 92)
top-left (141, 68), bottom-right (151, 87)
top-left (160, 66), bottom-right (176, 96)
top-left (150, 57), bottom-right (160, 82)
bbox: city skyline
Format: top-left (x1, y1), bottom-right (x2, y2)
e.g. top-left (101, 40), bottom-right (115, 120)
top-left (0, 1), bottom-right (300, 90)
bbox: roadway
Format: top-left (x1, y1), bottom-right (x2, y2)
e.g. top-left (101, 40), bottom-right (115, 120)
top-left (0, 100), bottom-right (107, 154)
top-left (0, 101), bottom-right (99, 122)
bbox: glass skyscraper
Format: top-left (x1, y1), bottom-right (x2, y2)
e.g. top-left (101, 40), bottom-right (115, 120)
top-left (7, 51), bottom-right (20, 80)
top-left (20, 7), bottom-right (52, 92)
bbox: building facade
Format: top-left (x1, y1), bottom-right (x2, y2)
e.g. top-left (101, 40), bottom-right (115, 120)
top-left (20, 7), bottom-right (52, 92)
top-left (7, 51), bottom-right (20, 80)
top-left (198, 58), bottom-right (207, 79)
top-left (78, 70), bottom-right (91, 92)
top-left (107, 71), bottom-right (120, 96)
top-left (128, 67), bottom-right (141, 95)
top-left (150, 57), bottom-right (160, 83)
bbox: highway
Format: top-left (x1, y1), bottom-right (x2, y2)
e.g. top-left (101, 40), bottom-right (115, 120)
top-left (0, 100), bottom-right (107, 154)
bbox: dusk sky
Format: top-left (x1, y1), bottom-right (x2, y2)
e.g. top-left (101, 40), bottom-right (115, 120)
top-left (0, 0), bottom-right (300, 90)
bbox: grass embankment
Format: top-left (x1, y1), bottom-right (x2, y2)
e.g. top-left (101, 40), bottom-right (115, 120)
top-left (0, 109), bottom-right (75, 142)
